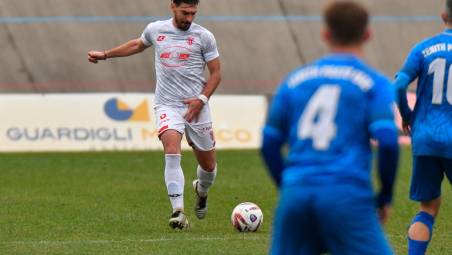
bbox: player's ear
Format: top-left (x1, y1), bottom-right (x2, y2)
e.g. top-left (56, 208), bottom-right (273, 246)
top-left (321, 26), bottom-right (332, 45)
top-left (441, 11), bottom-right (449, 24)
top-left (362, 28), bottom-right (372, 44)
top-left (171, 2), bottom-right (176, 11)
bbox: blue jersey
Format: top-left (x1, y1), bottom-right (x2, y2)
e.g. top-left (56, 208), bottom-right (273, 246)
top-left (397, 29), bottom-right (452, 158)
top-left (263, 54), bottom-right (395, 187)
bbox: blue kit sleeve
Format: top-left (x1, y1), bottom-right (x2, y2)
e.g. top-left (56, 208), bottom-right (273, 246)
top-left (393, 73), bottom-right (413, 123)
top-left (394, 45), bottom-right (422, 123)
top-left (260, 84), bottom-right (290, 187)
top-left (368, 77), bottom-right (400, 207)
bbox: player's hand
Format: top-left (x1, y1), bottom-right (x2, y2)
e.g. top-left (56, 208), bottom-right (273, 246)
top-left (377, 205), bottom-right (391, 225)
top-left (88, 50), bottom-right (107, 63)
top-left (183, 98), bottom-right (204, 123)
top-left (402, 121), bottom-right (411, 136)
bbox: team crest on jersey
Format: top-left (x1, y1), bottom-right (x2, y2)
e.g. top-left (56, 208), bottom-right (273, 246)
top-left (157, 35), bottom-right (166, 42)
top-left (187, 37), bottom-right (194, 45)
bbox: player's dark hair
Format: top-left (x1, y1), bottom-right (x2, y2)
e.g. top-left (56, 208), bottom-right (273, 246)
top-left (324, 1), bottom-right (369, 46)
top-left (172, 0), bottom-right (199, 6)
top-left (447, 0), bottom-right (452, 19)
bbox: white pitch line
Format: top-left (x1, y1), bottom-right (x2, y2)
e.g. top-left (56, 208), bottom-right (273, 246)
top-left (387, 233), bottom-right (452, 239)
top-left (3, 235), bottom-right (451, 247)
top-left (1, 236), bottom-right (267, 246)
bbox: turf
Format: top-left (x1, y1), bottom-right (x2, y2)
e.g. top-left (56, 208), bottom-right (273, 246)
top-left (0, 147), bottom-right (450, 254)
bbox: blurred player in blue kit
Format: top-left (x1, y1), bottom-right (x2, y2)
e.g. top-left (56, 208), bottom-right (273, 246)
top-left (261, 1), bottom-right (399, 254)
top-left (394, 1), bottom-right (452, 254)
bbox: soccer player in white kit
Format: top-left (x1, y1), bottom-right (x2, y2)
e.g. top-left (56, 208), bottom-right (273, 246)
top-left (87, 0), bottom-right (221, 230)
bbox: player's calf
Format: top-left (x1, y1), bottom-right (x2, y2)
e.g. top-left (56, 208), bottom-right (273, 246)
top-left (193, 180), bottom-right (208, 219)
top-left (192, 165), bottom-right (217, 219)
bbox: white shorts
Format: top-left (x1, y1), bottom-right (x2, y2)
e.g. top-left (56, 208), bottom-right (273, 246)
top-left (154, 104), bottom-right (215, 151)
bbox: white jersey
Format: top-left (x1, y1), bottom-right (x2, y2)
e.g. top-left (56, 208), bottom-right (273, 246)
top-left (141, 18), bottom-right (219, 107)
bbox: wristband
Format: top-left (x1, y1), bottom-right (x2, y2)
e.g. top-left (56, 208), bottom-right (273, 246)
top-left (197, 94), bottom-right (208, 104)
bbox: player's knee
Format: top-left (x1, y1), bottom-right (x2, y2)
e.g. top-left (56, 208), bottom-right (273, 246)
top-left (164, 145), bottom-right (180, 154)
top-left (162, 140), bottom-right (181, 154)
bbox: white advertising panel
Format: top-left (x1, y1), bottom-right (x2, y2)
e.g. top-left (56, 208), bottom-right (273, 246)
top-left (0, 94), bottom-right (267, 152)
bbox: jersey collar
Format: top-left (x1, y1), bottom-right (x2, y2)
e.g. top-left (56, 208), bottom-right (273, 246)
top-left (170, 18), bottom-right (193, 33)
top-left (443, 28), bottom-right (452, 36)
top-left (326, 53), bottom-right (361, 61)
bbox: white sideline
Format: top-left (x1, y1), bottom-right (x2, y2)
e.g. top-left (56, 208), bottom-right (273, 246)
top-left (3, 234), bottom-right (451, 246)
top-left (2, 236), bottom-right (267, 245)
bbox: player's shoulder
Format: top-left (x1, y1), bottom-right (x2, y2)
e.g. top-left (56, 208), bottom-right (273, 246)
top-left (370, 71), bottom-right (392, 92)
top-left (419, 32), bottom-right (445, 45)
top-left (361, 63), bottom-right (390, 84)
top-left (410, 32), bottom-right (446, 52)
top-left (282, 62), bottom-right (315, 89)
top-left (144, 19), bottom-right (172, 32)
top-left (190, 22), bottom-right (212, 32)
top-left (342, 57), bottom-right (391, 90)
top-left (190, 23), bottom-right (215, 38)
top-left (359, 66), bottom-right (393, 99)
top-left (353, 62), bottom-right (391, 93)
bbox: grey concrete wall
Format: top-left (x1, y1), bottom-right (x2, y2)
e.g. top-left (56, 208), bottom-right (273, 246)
top-left (0, 0), bottom-right (445, 94)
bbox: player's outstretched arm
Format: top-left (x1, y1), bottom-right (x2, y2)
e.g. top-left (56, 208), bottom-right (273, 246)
top-left (87, 38), bottom-right (148, 64)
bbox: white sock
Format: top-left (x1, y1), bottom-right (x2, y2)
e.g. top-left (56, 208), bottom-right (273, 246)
top-left (164, 154), bottom-right (184, 212)
top-left (196, 164), bottom-right (217, 197)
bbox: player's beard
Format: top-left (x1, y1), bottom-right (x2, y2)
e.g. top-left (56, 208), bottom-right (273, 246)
top-left (175, 17), bottom-right (191, 31)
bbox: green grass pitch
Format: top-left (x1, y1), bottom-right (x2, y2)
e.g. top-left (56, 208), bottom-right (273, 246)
top-left (0, 147), bottom-right (451, 254)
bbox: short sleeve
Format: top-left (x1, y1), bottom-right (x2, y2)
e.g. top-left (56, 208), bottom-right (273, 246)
top-left (368, 76), bottom-right (397, 133)
top-left (201, 31), bottom-right (219, 62)
top-left (140, 23), bottom-right (154, 47)
top-left (396, 44), bottom-right (423, 85)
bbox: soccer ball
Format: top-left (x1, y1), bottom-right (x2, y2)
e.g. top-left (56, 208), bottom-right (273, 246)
top-left (231, 202), bottom-right (263, 232)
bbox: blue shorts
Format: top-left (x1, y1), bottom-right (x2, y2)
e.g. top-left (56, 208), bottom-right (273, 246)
top-left (410, 156), bottom-right (452, 202)
top-left (270, 184), bottom-right (393, 255)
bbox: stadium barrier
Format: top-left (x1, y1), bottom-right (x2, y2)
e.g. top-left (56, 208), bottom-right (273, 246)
top-left (0, 94), bottom-right (267, 152)
top-left (0, 92), bottom-right (414, 152)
